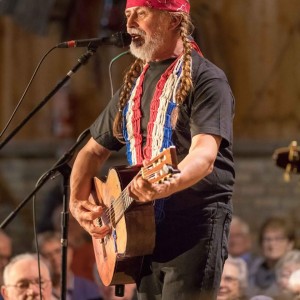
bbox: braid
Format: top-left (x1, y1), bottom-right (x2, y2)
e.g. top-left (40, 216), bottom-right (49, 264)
top-left (113, 58), bottom-right (144, 140)
top-left (171, 12), bottom-right (194, 127)
top-left (176, 13), bottom-right (194, 105)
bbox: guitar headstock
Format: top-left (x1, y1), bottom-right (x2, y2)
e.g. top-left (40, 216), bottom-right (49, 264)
top-left (141, 146), bottom-right (180, 183)
top-left (272, 141), bottom-right (300, 182)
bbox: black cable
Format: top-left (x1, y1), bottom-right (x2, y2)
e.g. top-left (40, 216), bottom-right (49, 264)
top-left (0, 46), bottom-right (57, 139)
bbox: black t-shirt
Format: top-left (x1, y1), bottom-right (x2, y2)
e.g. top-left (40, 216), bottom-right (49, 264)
top-left (90, 50), bottom-right (235, 210)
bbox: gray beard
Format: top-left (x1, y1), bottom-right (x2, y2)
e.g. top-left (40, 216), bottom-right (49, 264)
top-left (129, 31), bottom-right (164, 62)
top-left (130, 44), bottom-right (152, 62)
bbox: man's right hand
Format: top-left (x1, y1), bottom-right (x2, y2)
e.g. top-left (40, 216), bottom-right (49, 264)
top-left (69, 199), bottom-right (111, 239)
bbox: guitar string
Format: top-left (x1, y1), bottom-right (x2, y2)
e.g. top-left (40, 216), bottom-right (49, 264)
top-left (105, 172), bottom-right (144, 225)
top-left (100, 166), bottom-right (164, 225)
top-left (103, 172), bottom-right (171, 225)
top-left (98, 155), bottom-right (172, 227)
top-left (100, 169), bottom-right (143, 227)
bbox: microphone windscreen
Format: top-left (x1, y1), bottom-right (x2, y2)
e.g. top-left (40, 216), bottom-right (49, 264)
top-left (112, 32), bottom-right (132, 48)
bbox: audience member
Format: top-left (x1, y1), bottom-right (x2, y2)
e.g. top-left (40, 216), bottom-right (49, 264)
top-left (37, 231), bottom-right (101, 300)
top-left (275, 250), bottom-right (300, 298)
top-left (248, 216), bottom-right (295, 298)
top-left (1, 253), bottom-right (53, 300)
top-left (0, 230), bottom-right (12, 300)
top-left (0, 230), bottom-right (12, 285)
top-left (228, 216), bottom-right (260, 276)
top-left (217, 256), bottom-right (248, 300)
top-left (37, 182), bottom-right (63, 233)
top-left (51, 204), bottom-right (96, 282)
top-left (288, 269), bottom-right (300, 299)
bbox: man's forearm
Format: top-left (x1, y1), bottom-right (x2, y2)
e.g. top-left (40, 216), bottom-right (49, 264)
top-left (70, 138), bottom-right (111, 201)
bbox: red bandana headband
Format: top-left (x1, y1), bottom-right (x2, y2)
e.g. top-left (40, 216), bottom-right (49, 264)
top-left (126, 0), bottom-right (190, 14)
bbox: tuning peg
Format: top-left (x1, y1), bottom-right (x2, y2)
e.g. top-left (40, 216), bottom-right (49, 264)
top-left (284, 163), bottom-right (291, 182)
top-left (288, 141), bottom-right (298, 161)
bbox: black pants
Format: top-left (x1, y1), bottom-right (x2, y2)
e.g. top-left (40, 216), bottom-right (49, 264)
top-left (137, 201), bottom-right (232, 300)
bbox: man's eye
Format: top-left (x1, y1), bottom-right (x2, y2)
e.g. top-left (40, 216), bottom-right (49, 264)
top-left (17, 281), bottom-right (29, 289)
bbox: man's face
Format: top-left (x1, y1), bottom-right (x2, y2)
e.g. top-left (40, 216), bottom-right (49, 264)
top-left (217, 262), bottom-right (240, 300)
top-left (125, 6), bottom-right (174, 61)
top-left (40, 239), bottom-right (73, 275)
top-left (1, 259), bottom-right (52, 300)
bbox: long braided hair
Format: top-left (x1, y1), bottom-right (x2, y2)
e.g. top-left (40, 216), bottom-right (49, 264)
top-left (112, 12), bottom-right (194, 141)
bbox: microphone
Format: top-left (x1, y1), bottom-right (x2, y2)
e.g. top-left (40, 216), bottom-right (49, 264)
top-left (56, 32), bottom-right (132, 49)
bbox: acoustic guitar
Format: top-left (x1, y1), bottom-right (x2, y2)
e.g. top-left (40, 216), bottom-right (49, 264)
top-left (90, 146), bottom-right (179, 286)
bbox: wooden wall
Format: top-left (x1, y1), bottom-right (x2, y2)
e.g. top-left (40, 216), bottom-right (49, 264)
top-left (0, 0), bottom-right (300, 252)
top-left (191, 0), bottom-right (300, 140)
top-left (1, 0), bottom-right (300, 141)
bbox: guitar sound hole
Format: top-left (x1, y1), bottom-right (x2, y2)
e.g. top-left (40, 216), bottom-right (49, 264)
top-left (97, 217), bottom-right (103, 227)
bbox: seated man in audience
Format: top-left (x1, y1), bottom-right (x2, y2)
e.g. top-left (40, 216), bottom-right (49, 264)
top-left (1, 253), bottom-right (53, 300)
top-left (37, 230), bottom-right (101, 300)
top-left (217, 256), bottom-right (248, 300)
top-left (0, 230), bottom-right (12, 300)
top-left (248, 216), bottom-right (295, 298)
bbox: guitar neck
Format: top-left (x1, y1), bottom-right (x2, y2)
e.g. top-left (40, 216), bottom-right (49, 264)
top-left (100, 147), bottom-right (178, 227)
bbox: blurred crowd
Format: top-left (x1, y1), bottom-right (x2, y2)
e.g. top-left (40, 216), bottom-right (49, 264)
top-left (217, 215), bottom-right (300, 300)
top-left (0, 197), bottom-right (138, 300)
top-left (1, 197), bottom-right (300, 299)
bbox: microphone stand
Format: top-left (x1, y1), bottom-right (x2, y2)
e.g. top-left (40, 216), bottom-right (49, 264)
top-left (0, 46), bottom-right (97, 150)
top-left (0, 46), bottom-right (97, 300)
top-left (0, 128), bottom-right (90, 300)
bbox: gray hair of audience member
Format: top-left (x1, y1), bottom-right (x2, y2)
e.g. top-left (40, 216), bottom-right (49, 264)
top-left (226, 255), bottom-right (248, 292)
top-left (276, 250), bottom-right (300, 278)
top-left (2, 253), bottom-right (51, 284)
top-left (231, 215), bottom-right (251, 235)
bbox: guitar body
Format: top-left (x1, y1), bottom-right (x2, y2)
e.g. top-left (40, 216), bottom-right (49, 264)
top-left (91, 165), bottom-right (155, 286)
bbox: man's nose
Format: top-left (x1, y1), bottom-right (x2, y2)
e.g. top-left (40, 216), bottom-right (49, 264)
top-left (127, 14), bottom-right (137, 28)
top-left (25, 283), bottom-right (40, 296)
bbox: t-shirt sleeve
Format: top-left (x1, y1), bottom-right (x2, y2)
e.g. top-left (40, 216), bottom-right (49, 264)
top-left (90, 91), bottom-right (124, 151)
top-left (190, 71), bottom-right (235, 147)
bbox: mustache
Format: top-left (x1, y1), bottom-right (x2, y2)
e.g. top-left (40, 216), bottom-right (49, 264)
top-left (127, 29), bottom-right (146, 36)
